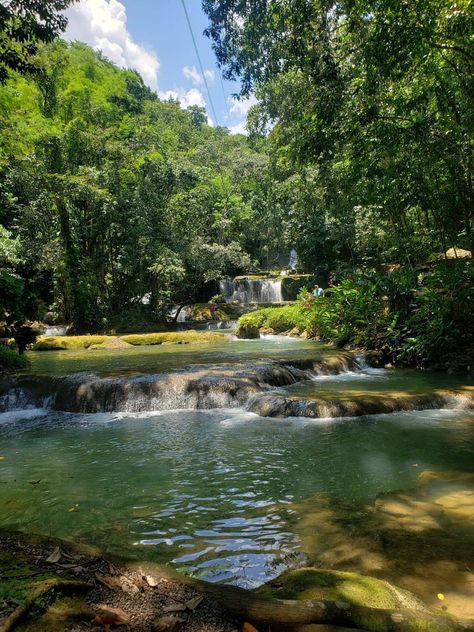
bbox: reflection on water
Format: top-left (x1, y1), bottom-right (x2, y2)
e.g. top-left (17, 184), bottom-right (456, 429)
top-left (1, 406), bottom-right (473, 587)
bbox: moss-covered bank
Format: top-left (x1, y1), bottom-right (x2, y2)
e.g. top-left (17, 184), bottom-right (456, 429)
top-left (32, 331), bottom-right (227, 351)
top-left (1, 530), bottom-right (471, 632)
top-left (0, 347), bottom-right (30, 374)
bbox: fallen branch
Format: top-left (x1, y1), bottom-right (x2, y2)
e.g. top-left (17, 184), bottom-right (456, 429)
top-left (0, 578), bottom-right (91, 632)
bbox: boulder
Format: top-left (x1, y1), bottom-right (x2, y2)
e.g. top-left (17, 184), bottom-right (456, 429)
top-left (235, 323), bottom-right (260, 339)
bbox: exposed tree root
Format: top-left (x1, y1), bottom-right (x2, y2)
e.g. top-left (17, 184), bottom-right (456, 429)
top-left (0, 578), bottom-right (91, 632)
top-left (132, 562), bottom-right (474, 632)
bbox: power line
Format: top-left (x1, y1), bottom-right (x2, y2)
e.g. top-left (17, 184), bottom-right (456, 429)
top-left (180, 0), bottom-right (219, 126)
top-left (217, 67), bottom-right (231, 120)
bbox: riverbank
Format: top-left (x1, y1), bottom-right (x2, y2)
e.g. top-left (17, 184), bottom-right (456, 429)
top-left (1, 528), bottom-right (473, 632)
top-left (235, 260), bottom-right (474, 372)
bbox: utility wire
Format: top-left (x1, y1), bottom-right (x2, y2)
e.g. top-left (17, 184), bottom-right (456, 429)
top-left (217, 67), bottom-right (231, 120)
top-left (180, 0), bottom-right (219, 126)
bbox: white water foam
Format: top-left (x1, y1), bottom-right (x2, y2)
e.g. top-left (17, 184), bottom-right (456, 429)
top-left (0, 408), bottom-right (49, 424)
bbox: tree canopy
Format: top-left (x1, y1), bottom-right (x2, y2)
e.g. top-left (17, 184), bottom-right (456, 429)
top-left (0, 0), bottom-right (76, 82)
top-left (203, 0), bottom-right (474, 267)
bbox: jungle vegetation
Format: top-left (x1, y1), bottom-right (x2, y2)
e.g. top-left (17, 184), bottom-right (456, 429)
top-left (0, 0), bottom-right (473, 368)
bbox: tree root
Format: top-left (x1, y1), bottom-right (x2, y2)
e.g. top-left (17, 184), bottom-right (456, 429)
top-left (0, 578), bottom-right (91, 632)
top-left (132, 562), bottom-right (474, 632)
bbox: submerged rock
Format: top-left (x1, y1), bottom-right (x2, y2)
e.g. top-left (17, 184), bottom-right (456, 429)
top-left (0, 354), bottom-right (357, 414)
top-left (259, 567), bottom-right (426, 611)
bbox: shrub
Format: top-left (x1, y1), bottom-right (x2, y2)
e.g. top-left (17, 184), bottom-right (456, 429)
top-left (0, 346), bottom-right (30, 373)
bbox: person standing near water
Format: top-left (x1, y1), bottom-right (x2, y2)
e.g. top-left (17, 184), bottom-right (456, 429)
top-left (313, 284), bottom-right (324, 298)
top-left (209, 303), bottom-right (218, 321)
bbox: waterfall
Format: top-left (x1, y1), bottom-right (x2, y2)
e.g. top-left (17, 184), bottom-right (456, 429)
top-left (168, 306), bottom-right (192, 322)
top-left (44, 325), bottom-right (69, 337)
top-left (219, 278), bottom-right (283, 303)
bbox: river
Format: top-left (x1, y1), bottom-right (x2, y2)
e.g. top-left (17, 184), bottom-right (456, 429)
top-left (0, 335), bottom-right (473, 612)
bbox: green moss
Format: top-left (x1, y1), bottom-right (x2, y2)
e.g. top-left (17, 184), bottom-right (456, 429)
top-left (33, 335), bottom-right (109, 351)
top-left (259, 568), bottom-right (416, 610)
top-left (120, 331), bottom-right (226, 346)
top-left (0, 345), bottom-right (30, 372)
top-left (190, 304), bottom-right (230, 321)
top-left (236, 304), bottom-right (312, 336)
top-left (32, 331), bottom-right (227, 350)
top-left (0, 549), bottom-right (56, 610)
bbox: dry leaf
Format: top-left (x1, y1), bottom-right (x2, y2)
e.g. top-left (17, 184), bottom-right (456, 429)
top-left (46, 546), bottom-right (61, 563)
top-left (145, 574), bottom-right (159, 587)
top-left (120, 577), bottom-right (140, 595)
top-left (154, 615), bottom-right (185, 632)
top-left (95, 574), bottom-right (123, 590)
top-left (96, 604), bottom-right (130, 624)
top-left (242, 623), bottom-right (259, 632)
top-left (185, 595), bottom-right (203, 611)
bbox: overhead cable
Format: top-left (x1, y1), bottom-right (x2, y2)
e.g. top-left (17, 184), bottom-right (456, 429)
top-left (180, 0), bottom-right (219, 126)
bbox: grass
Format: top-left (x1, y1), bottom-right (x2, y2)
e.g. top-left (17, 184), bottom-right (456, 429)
top-left (0, 345), bottom-right (30, 372)
top-left (236, 304), bottom-right (316, 337)
top-left (32, 331), bottom-right (227, 351)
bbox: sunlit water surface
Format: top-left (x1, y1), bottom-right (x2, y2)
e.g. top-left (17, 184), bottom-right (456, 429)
top-left (1, 403), bottom-right (473, 587)
top-left (26, 335), bottom-right (325, 377)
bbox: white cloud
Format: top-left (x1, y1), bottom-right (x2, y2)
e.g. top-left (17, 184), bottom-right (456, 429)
top-left (159, 87), bottom-right (213, 125)
top-left (229, 120), bottom-right (248, 135)
top-left (64, 0), bottom-right (159, 90)
top-left (183, 65), bottom-right (215, 86)
top-left (159, 87), bottom-right (205, 109)
top-left (229, 94), bottom-right (258, 116)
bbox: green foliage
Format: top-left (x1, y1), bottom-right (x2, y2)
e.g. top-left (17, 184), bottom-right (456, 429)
top-left (238, 263), bottom-right (474, 367)
top-left (0, 225), bottom-right (21, 264)
top-left (0, 40), bottom-right (272, 331)
top-left (0, 344), bottom-right (30, 372)
top-left (0, 0), bottom-right (76, 83)
top-left (204, 0), bottom-right (474, 265)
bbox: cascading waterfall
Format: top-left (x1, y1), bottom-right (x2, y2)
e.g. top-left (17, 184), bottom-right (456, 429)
top-left (43, 325), bottom-right (69, 336)
top-left (219, 278), bottom-right (283, 303)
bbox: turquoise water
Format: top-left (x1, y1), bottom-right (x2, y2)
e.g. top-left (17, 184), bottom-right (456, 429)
top-left (26, 335), bottom-right (326, 377)
top-left (1, 405), bottom-right (473, 587)
top-left (1, 337), bottom-right (473, 588)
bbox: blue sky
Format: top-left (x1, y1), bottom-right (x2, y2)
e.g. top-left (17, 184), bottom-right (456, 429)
top-left (64, 0), bottom-right (255, 133)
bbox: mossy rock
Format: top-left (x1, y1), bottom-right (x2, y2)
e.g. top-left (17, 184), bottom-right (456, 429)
top-left (259, 568), bottom-right (425, 611)
top-left (235, 322), bottom-right (260, 339)
top-left (32, 335), bottom-right (109, 351)
top-left (88, 337), bottom-right (133, 350)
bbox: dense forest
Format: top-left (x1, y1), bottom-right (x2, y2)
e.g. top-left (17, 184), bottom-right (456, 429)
top-left (0, 0), bottom-right (473, 368)
top-left (0, 39), bottom-right (285, 332)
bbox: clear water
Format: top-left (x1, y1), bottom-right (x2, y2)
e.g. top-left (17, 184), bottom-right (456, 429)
top-left (1, 405), bottom-right (473, 587)
top-left (2, 338), bottom-right (473, 589)
top-left (277, 365), bottom-right (472, 399)
top-left (26, 336), bottom-right (326, 377)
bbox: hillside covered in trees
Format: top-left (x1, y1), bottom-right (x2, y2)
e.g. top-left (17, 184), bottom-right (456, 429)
top-left (0, 40), bottom-right (293, 332)
top-left (0, 0), bottom-right (473, 369)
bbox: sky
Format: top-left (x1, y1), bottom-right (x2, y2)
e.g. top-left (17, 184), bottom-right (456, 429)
top-left (64, 0), bottom-right (256, 134)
